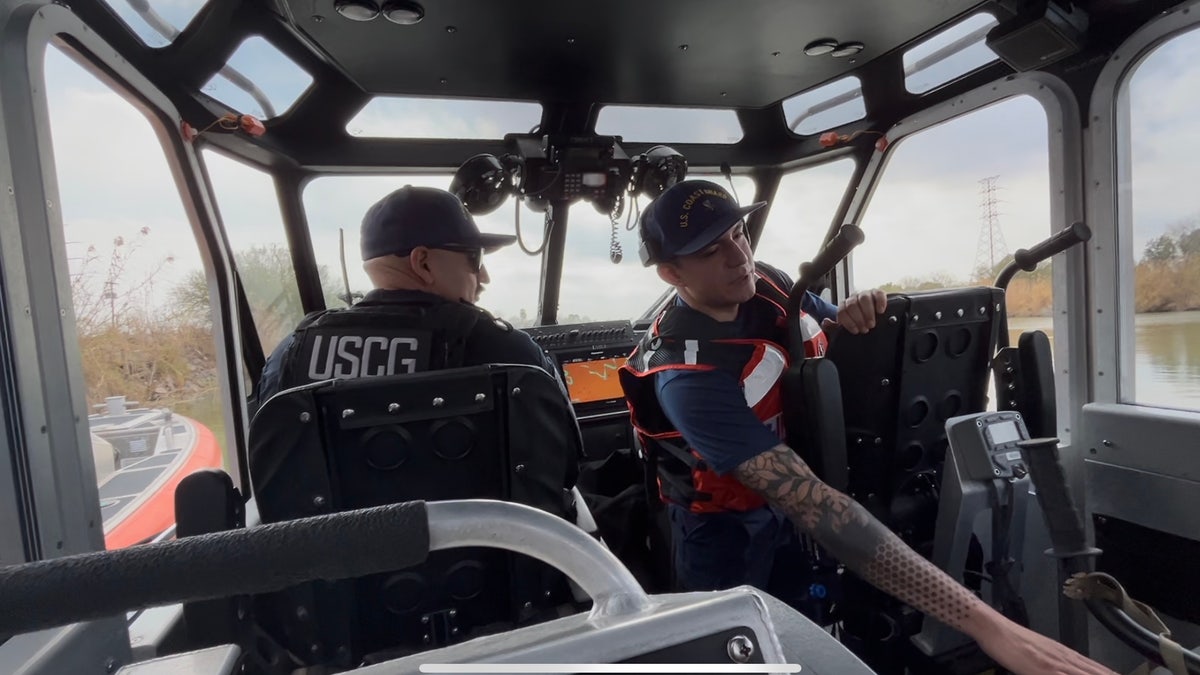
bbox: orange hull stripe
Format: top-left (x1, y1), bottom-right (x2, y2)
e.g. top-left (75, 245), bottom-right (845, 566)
top-left (104, 417), bottom-right (224, 550)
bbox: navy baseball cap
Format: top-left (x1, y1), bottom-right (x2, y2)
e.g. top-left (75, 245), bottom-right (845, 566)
top-left (638, 179), bottom-right (766, 265)
top-left (360, 186), bottom-right (517, 261)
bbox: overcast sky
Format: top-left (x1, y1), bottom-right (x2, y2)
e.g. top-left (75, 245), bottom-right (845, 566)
top-left (46, 4), bottom-right (1200, 337)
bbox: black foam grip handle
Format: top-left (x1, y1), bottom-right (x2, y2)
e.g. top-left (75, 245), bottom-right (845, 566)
top-left (1013, 222), bottom-right (1091, 272)
top-left (0, 501), bottom-right (429, 636)
top-left (799, 224), bottom-right (865, 285)
top-left (1017, 439), bottom-right (1088, 556)
top-left (788, 224), bottom-right (865, 316)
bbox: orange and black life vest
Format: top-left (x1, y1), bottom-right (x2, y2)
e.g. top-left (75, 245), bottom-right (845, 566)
top-left (619, 263), bottom-right (828, 513)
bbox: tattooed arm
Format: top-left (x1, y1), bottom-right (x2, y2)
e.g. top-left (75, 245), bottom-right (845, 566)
top-left (734, 444), bottom-right (1116, 675)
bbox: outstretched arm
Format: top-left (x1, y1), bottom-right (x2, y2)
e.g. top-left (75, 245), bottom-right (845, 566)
top-left (734, 444), bottom-right (1116, 675)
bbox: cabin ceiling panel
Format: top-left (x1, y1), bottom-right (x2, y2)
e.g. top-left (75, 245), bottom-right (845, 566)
top-left (283, 0), bottom-right (984, 108)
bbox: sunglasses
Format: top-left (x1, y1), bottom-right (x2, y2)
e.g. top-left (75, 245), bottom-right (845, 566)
top-left (441, 246), bottom-right (483, 272)
top-left (397, 246), bottom-right (483, 272)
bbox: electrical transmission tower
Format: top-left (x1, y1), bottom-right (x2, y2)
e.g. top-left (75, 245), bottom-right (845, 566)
top-left (974, 175), bottom-right (1008, 276)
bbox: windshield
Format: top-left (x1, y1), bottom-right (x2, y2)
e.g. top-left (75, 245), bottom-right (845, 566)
top-left (558, 175), bottom-right (758, 322)
top-left (303, 175), bottom-right (542, 326)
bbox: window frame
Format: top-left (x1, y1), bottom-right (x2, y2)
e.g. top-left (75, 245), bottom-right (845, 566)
top-left (1093, 5), bottom-right (1200, 409)
top-left (1, 4), bottom-right (249, 565)
top-left (842, 71), bottom-right (1086, 446)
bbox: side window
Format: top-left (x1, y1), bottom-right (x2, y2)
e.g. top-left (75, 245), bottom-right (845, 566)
top-left (856, 95), bottom-right (1053, 343)
top-left (1120, 26), bottom-right (1200, 410)
top-left (46, 47), bottom-right (229, 549)
top-left (202, 150), bottom-right (303, 355)
top-left (854, 96), bottom-right (1056, 412)
top-left (756, 159), bottom-right (857, 281)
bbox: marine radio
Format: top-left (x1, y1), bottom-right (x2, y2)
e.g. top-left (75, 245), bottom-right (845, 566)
top-left (506, 133), bottom-right (633, 215)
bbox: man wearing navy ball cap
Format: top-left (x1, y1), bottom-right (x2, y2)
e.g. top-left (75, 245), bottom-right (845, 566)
top-left (621, 179), bottom-right (1114, 675)
top-left (254, 185), bottom-right (554, 404)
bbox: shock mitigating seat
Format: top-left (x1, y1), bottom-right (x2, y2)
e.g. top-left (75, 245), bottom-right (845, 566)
top-left (245, 364), bottom-right (585, 670)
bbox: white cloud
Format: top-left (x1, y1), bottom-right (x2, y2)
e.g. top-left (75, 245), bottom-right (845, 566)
top-left (202, 150), bottom-right (291, 249)
top-left (596, 106), bottom-right (743, 144)
top-left (556, 202), bottom-right (670, 321)
top-left (1126, 28), bottom-right (1200, 258)
top-left (854, 94), bottom-right (1052, 289)
top-left (757, 159), bottom-right (858, 278)
top-left (347, 98), bottom-right (542, 139)
top-left (45, 47), bottom-right (201, 308)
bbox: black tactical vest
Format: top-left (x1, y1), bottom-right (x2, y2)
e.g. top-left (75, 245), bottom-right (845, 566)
top-left (274, 296), bottom-right (494, 392)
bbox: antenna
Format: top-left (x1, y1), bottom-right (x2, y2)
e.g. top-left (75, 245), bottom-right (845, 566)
top-left (338, 228), bottom-right (353, 307)
top-left (974, 175), bottom-right (1009, 276)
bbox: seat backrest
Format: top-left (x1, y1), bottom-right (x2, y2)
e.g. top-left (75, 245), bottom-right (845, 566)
top-left (994, 329), bottom-right (1057, 438)
top-left (247, 364), bottom-right (582, 668)
top-left (787, 287), bottom-right (1003, 532)
top-left (781, 287), bottom-right (1003, 668)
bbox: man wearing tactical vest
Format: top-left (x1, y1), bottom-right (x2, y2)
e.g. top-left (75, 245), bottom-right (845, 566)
top-left (620, 180), bottom-right (1116, 675)
top-left (254, 185), bottom-right (558, 406)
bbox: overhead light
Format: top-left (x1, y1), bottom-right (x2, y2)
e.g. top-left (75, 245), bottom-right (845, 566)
top-left (831, 42), bottom-right (865, 57)
top-left (804, 39), bottom-right (838, 56)
top-left (382, 0), bottom-right (424, 25)
top-left (334, 0), bottom-right (380, 21)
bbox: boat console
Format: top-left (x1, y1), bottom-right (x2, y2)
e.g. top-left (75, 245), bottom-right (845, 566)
top-left (524, 321), bottom-right (639, 461)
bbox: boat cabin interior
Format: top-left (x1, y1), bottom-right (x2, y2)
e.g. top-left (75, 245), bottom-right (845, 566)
top-left (1, 0), bottom-right (1199, 672)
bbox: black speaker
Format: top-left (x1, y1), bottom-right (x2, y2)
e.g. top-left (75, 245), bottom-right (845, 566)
top-left (986, 1), bottom-right (1088, 71)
